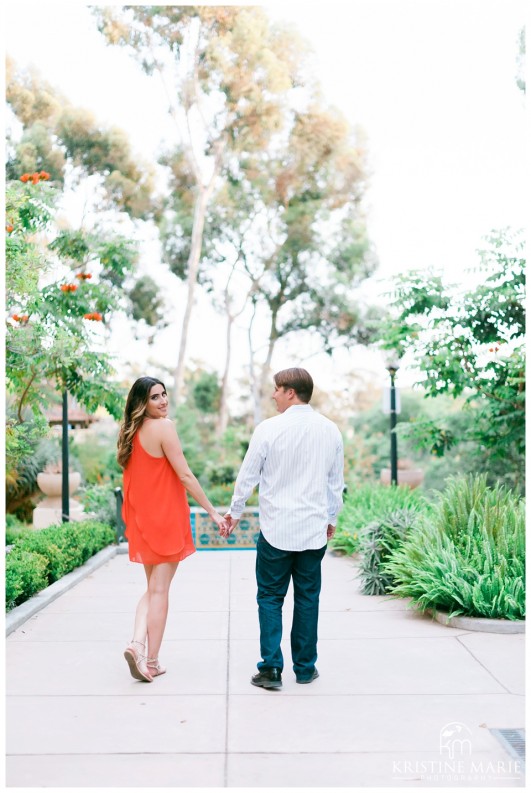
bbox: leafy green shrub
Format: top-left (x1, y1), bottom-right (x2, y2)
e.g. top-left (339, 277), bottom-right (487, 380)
top-left (174, 404), bottom-right (207, 479)
top-left (330, 483), bottom-right (431, 555)
top-left (6, 549), bottom-right (49, 611)
top-left (201, 482), bottom-right (234, 509)
top-left (192, 371), bottom-right (220, 413)
top-left (383, 475), bottom-right (525, 620)
top-left (206, 462), bottom-right (237, 486)
top-left (358, 508), bottom-right (424, 595)
top-left (198, 480), bottom-right (258, 508)
top-left (80, 483), bottom-right (117, 528)
top-left (5, 519), bottom-right (116, 611)
top-left (14, 532), bottom-right (69, 581)
top-left (70, 435), bottom-right (120, 485)
top-left (14, 520), bottom-right (105, 580)
top-left (6, 514), bottom-right (27, 530)
top-left (5, 515), bottom-right (31, 545)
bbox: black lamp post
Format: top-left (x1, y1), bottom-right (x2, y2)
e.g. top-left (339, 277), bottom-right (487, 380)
top-left (386, 362), bottom-right (399, 485)
top-left (62, 390), bottom-right (70, 522)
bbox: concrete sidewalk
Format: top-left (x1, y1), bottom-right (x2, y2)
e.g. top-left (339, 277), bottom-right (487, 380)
top-left (6, 549), bottom-right (525, 788)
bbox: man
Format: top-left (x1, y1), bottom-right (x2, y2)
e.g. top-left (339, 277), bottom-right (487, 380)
top-left (221, 367), bottom-right (344, 689)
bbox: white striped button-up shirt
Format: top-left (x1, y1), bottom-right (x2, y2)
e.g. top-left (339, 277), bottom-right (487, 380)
top-left (230, 404), bottom-right (344, 551)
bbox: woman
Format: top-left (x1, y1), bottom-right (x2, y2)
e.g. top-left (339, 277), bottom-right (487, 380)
top-left (117, 376), bottom-right (227, 682)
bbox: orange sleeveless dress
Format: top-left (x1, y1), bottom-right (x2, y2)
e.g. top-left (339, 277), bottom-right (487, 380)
top-left (122, 434), bottom-right (196, 564)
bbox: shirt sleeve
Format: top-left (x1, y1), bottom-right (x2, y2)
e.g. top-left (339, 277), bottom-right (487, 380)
top-left (230, 425), bottom-right (267, 519)
top-left (327, 432), bottom-right (345, 526)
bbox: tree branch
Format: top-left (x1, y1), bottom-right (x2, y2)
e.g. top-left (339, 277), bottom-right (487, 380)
top-left (17, 369), bottom-right (38, 424)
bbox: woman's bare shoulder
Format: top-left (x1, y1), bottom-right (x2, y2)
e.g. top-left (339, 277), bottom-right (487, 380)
top-left (142, 417), bottom-right (175, 437)
top-left (158, 418), bottom-right (178, 437)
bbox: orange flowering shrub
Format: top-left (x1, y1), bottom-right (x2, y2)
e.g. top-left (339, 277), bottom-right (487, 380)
top-left (75, 272), bottom-right (92, 280)
top-left (20, 171), bottom-right (50, 184)
top-left (6, 173), bottom-right (128, 479)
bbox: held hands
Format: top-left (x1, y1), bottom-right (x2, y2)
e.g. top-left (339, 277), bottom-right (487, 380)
top-left (211, 509), bottom-right (238, 538)
top-left (218, 512), bottom-right (239, 538)
top-left (211, 512), bottom-right (231, 535)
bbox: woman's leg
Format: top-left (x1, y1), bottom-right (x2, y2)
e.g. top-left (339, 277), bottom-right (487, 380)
top-left (124, 566), bottom-right (155, 682)
top-left (130, 564), bottom-right (153, 647)
top-left (146, 562), bottom-right (179, 661)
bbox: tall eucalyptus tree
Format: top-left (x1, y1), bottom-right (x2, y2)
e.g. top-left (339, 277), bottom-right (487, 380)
top-left (94, 5), bottom-right (308, 401)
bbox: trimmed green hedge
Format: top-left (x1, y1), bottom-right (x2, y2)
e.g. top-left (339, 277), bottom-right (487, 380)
top-left (5, 520), bottom-right (116, 612)
top-left (5, 517), bottom-right (31, 546)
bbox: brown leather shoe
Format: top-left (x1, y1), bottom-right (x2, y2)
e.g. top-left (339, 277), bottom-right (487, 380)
top-left (251, 668), bottom-right (282, 689)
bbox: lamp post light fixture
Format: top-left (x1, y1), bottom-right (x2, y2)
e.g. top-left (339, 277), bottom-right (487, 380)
top-left (62, 390), bottom-right (70, 522)
top-left (386, 360), bottom-right (400, 486)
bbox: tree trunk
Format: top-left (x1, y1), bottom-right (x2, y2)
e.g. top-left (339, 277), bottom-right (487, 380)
top-left (216, 311), bottom-right (232, 438)
top-left (248, 301), bottom-right (262, 425)
top-left (215, 255), bottom-right (248, 437)
top-left (259, 339), bottom-right (276, 408)
top-left (173, 136), bottom-right (226, 403)
top-left (172, 185), bottom-right (213, 403)
top-left (257, 311), bottom-right (279, 419)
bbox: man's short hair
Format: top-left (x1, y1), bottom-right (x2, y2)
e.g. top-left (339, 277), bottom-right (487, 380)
top-left (274, 368), bottom-right (313, 403)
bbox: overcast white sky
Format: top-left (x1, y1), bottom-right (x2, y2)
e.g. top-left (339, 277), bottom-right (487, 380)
top-left (4, 0), bottom-right (527, 395)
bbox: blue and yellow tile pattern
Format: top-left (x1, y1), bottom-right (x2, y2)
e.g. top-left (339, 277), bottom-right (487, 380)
top-left (190, 508), bottom-right (260, 550)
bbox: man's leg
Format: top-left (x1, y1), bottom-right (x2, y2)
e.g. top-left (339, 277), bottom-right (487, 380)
top-left (255, 532), bottom-right (292, 671)
top-left (290, 544), bottom-right (327, 680)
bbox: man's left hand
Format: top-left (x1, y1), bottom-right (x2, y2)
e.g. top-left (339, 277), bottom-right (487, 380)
top-left (326, 524), bottom-right (336, 540)
top-left (219, 512), bottom-right (239, 537)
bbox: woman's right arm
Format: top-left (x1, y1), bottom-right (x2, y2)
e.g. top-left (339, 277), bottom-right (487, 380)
top-left (159, 421), bottom-right (225, 526)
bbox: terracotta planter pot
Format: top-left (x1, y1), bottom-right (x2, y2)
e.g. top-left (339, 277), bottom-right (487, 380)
top-left (36, 472), bottom-right (81, 498)
top-left (380, 468), bottom-right (424, 488)
top-left (33, 472), bottom-right (84, 529)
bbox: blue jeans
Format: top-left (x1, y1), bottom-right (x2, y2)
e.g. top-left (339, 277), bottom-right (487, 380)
top-left (255, 532), bottom-right (327, 679)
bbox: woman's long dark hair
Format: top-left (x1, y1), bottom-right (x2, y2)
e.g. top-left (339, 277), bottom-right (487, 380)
top-left (117, 376), bottom-right (166, 468)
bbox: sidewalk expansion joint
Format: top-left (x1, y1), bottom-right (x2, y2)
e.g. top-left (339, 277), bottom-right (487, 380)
top-left (223, 552), bottom-right (232, 787)
top-left (456, 634), bottom-right (513, 694)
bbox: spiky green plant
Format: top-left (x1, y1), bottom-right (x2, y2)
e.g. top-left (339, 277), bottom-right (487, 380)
top-left (358, 508), bottom-right (423, 595)
top-left (383, 475), bottom-right (525, 620)
top-left (330, 483), bottom-right (431, 555)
